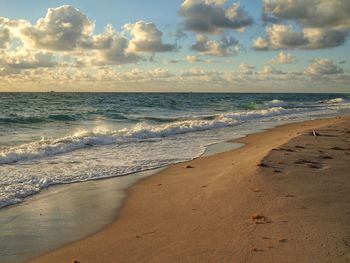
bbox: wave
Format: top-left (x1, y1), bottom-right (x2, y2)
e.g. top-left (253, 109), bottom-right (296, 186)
top-left (0, 107), bottom-right (287, 165)
top-left (266, 99), bottom-right (288, 107)
top-left (320, 98), bottom-right (348, 104)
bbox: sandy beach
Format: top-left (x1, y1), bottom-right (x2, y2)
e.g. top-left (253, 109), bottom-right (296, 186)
top-left (28, 115), bottom-right (350, 263)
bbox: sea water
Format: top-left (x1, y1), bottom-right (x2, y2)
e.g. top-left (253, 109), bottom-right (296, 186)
top-left (1, 93), bottom-right (350, 209)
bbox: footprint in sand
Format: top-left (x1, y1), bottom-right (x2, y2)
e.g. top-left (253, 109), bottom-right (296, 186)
top-left (320, 155), bottom-right (333, 160)
top-left (294, 159), bottom-right (321, 165)
top-left (257, 162), bottom-right (270, 168)
top-left (285, 194), bottom-right (295, 198)
top-left (343, 238), bottom-right (350, 247)
top-left (308, 163), bottom-right (323, 169)
top-left (273, 170), bottom-right (283, 173)
top-left (284, 148), bottom-right (296, 152)
top-left (294, 145), bottom-right (305, 149)
top-left (331, 146), bottom-right (344, 151)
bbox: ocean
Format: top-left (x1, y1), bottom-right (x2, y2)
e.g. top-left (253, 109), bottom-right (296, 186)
top-left (1, 93), bottom-right (350, 209)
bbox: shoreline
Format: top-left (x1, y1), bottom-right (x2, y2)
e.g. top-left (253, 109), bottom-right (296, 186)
top-left (27, 115), bottom-right (350, 263)
top-left (0, 138), bottom-right (240, 263)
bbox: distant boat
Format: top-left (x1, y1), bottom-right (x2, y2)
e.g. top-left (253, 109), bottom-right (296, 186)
top-left (50, 90), bottom-right (55, 93)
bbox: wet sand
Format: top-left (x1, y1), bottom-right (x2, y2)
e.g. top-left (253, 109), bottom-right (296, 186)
top-left (1, 169), bottom-right (159, 263)
top-left (29, 116), bottom-right (350, 263)
top-left (0, 142), bottom-right (241, 263)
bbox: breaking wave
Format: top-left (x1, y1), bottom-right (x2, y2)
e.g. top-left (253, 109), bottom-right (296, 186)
top-left (0, 107), bottom-right (287, 165)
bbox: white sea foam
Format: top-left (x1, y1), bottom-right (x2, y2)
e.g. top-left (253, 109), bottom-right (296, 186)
top-left (0, 107), bottom-right (287, 165)
top-left (1, 100), bottom-right (350, 209)
top-left (322, 98), bottom-right (348, 104)
top-left (266, 99), bottom-right (288, 107)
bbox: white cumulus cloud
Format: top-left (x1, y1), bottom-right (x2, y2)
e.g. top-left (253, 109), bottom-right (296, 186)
top-left (21, 5), bottom-right (94, 51)
top-left (256, 0), bottom-right (350, 50)
top-left (124, 21), bottom-right (176, 53)
top-left (270, 52), bottom-right (296, 64)
top-left (190, 34), bottom-right (239, 56)
top-left (305, 59), bottom-right (344, 75)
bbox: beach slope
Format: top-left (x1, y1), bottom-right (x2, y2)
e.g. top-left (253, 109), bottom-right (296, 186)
top-left (29, 116), bottom-right (350, 263)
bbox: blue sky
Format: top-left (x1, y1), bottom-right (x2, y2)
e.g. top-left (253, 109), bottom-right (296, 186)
top-left (0, 0), bottom-right (349, 92)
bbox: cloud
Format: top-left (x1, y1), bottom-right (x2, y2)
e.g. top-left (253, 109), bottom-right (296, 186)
top-left (179, 0), bottom-right (253, 34)
top-left (303, 28), bottom-right (349, 49)
top-left (0, 49), bottom-right (57, 76)
top-left (95, 68), bottom-right (174, 82)
top-left (121, 68), bottom-right (174, 81)
top-left (0, 66), bottom-right (20, 76)
top-left (253, 25), bottom-right (307, 50)
top-left (21, 5), bottom-right (94, 51)
top-left (305, 59), bottom-right (344, 75)
top-left (86, 25), bottom-right (141, 65)
top-left (253, 24), bottom-right (348, 50)
top-left (263, 0), bottom-right (350, 29)
top-left (180, 67), bottom-right (227, 83)
top-left (0, 48), bottom-right (57, 67)
top-left (1, 8), bottom-right (174, 67)
top-left (257, 0), bottom-right (350, 50)
top-left (270, 52), bottom-right (296, 64)
top-left (261, 65), bottom-right (285, 75)
top-left (95, 39), bottom-right (139, 65)
top-left (186, 55), bottom-right (203, 62)
top-left (238, 63), bottom-right (256, 74)
top-left (124, 21), bottom-right (176, 53)
top-left (0, 28), bottom-right (10, 48)
top-left (181, 67), bottom-right (220, 77)
top-left (167, 59), bottom-right (180, 63)
top-left (190, 34), bottom-right (239, 56)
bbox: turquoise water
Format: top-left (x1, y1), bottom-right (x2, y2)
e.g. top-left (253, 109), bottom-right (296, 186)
top-left (1, 93), bottom-right (350, 208)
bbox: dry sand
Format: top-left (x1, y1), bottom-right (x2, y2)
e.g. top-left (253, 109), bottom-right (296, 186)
top-left (29, 116), bottom-right (350, 263)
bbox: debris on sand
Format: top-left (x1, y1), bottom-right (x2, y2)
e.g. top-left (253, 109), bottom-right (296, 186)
top-left (250, 187), bottom-right (262, 192)
top-left (251, 215), bottom-right (265, 220)
top-left (311, 130), bottom-right (320, 136)
top-left (185, 165), bottom-right (194, 169)
top-left (251, 214), bottom-right (269, 224)
top-left (308, 164), bottom-right (322, 169)
top-left (251, 247), bottom-right (263, 252)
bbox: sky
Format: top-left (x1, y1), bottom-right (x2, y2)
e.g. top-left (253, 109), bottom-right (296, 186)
top-left (0, 0), bottom-right (349, 92)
